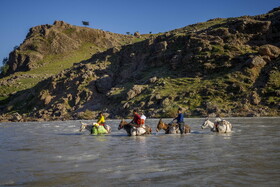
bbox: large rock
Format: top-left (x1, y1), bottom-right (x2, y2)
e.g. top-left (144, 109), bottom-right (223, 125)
top-left (12, 112), bottom-right (22, 122)
top-left (259, 44), bottom-right (280, 59)
top-left (95, 75), bottom-right (113, 93)
top-left (246, 56), bottom-right (267, 68)
top-left (229, 19), bottom-right (271, 34)
top-left (127, 85), bottom-right (145, 100)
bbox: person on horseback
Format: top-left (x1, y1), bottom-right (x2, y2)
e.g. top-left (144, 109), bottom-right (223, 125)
top-left (214, 117), bottom-right (222, 132)
top-left (97, 112), bottom-right (105, 125)
top-left (130, 109), bottom-right (141, 127)
top-left (173, 108), bottom-right (185, 134)
top-left (97, 112), bottom-right (110, 133)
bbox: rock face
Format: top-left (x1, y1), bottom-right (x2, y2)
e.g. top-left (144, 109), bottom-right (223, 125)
top-left (1, 7), bottom-right (280, 121)
top-left (259, 44), bottom-right (280, 59)
top-left (127, 85), bottom-right (145, 100)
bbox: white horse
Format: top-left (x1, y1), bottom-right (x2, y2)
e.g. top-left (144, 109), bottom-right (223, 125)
top-left (118, 119), bottom-right (152, 136)
top-left (79, 122), bottom-right (111, 134)
top-left (201, 118), bottom-right (232, 133)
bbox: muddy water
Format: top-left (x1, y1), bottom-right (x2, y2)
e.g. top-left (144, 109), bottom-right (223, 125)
top-left (0, 117), bottom-right (279, 186)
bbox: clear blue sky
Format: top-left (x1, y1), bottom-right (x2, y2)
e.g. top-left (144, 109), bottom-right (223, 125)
top-left (0, 0), bottom-right (279, 66)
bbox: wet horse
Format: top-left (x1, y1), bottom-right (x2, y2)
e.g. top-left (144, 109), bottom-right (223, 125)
top-left (201, 119), bottom-right (232, 133)
top-left (118, 119), bottom-right (152, 136)
top-left (79, 122), bottom-right (111, 134)
top-left (156, 119), bottom-right (191, 134)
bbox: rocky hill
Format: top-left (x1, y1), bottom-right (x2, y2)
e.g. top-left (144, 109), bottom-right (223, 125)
top-left (0, 8), bottom-right (280, 122)
top-left (3, 21), bottom-right (137, 75)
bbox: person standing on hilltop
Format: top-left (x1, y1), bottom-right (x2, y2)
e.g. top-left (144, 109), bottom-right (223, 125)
top-left (129, 109), bottom-right (141, 127)
top-left (173, 108), bottom-right (185, 134)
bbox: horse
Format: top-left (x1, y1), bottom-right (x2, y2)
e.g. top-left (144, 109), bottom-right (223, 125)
top-left (201, 119), bottom-right (232, 133)
top-left (118, 119), bottom-right (152, 136)
top-left (79, 122), bottom-right (111, 135)
top-left (156, 119), bottom-right (191, 134)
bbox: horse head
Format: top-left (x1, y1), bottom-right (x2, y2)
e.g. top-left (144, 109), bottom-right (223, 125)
top-left (156, 119), bottom-right (164, 132)
top-left (118, 119), bottom-right (127, 130)
top-left (79, 122), bottom-right (87, 132)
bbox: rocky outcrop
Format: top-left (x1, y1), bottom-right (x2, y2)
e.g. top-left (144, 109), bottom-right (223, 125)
top-left (127, 85), bottom-right (146, 100)
top-left (259, 44), bottom-right (280, 59)
top-left (3, 21), bottom-right (132, 76)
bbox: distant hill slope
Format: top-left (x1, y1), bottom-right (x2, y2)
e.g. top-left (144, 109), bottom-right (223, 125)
top-left (0, 8), bottom-right (280, 122)
top-left (0, 21), bottom-right (144, 102)
top-left (4, 21), bottom-right (137, 75)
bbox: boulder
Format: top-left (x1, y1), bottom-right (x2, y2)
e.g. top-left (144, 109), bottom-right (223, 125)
top-left (12, 112), bottom-right (22, 122)
top-left (95, 75), bottom-right (113, 94)
top-left (246, 56), bottom-right (267, 68)
top-left (259, 44), bottom-right (280, 59)
top-left (127, 85), bottom-right (145, 100)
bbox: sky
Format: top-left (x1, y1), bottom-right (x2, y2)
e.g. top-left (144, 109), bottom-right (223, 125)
top-left (0, 0), bottom-right (279, 66)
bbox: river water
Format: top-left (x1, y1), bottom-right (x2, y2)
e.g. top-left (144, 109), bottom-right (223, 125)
top-left (0, 117), bottom-right (279, 186)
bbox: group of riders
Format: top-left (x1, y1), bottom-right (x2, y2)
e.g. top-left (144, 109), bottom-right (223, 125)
top-left (93, 109), bottom-right (147, 134)
top-left (93, 108), bottom-right (225, 134)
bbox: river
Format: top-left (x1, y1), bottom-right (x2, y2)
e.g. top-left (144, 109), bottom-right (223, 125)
top-left (0, 117), bottom-right (279, 186)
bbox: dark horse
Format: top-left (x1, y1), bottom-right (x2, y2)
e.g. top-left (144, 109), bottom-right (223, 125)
top-left (156, 119), bottom-right (191, 134)
top-left (118, 119), bottom-right (152, 136)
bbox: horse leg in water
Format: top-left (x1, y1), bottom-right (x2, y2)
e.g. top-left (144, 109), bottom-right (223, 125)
top-left (184, 124), bottom-right (191, 133)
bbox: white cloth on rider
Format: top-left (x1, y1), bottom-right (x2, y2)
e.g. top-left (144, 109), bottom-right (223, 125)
top-left (140, 114), bottom-right (146, 125)
top-left (215, 118), bottom-right (222, 122)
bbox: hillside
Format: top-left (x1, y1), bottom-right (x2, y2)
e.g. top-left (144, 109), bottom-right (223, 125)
top-left (0, 21), bottom-right (144, 101)
top-left (0, 8), bottom-right (280, 122)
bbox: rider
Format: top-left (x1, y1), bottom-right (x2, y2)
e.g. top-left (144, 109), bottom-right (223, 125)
top-left (214, 117), bottom-right (222, 132)
top-left (130, 109), bottom-right (141, 127)
top-left (173, 108), bottom-right (185, 134)
top-left (97, 112), bottom-right (110, 132)
top-left (97, 112), bottom-right (105, 126)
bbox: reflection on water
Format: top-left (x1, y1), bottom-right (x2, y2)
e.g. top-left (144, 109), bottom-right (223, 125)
top-left (0, 118), bottom-right (280, 186)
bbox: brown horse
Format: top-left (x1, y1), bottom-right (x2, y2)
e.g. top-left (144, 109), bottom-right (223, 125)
top-left (118, 119), bottom-right (152, 136)
top-left (156, 119), bottom-right (191, 134)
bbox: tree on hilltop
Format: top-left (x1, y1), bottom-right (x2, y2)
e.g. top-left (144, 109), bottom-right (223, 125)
top-left (82, 21), bottom-right (90, 27)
